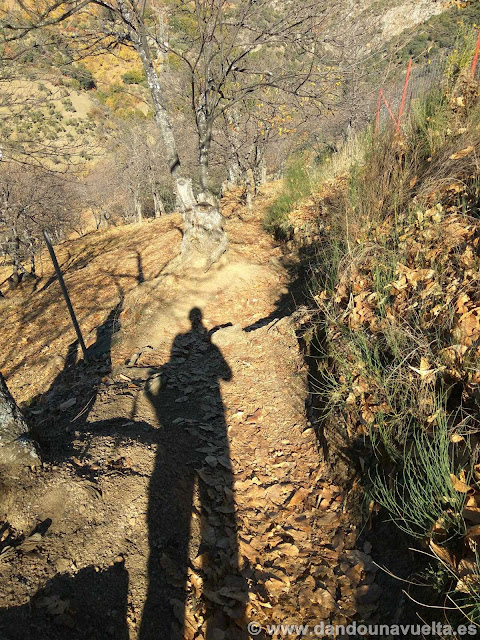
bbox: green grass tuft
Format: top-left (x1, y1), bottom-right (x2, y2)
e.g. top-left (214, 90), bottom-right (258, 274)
top-left (263, 156), bottom-right (313, 235)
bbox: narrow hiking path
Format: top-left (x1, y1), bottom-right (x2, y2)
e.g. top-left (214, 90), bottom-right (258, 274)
top-left (0, 192), bottom-right (379, 639)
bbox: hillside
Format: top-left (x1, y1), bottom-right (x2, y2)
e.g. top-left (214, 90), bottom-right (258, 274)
top-left (2, 1), bottom-right (480, 639)
top-left (269, 40), bottom-right (480, 629)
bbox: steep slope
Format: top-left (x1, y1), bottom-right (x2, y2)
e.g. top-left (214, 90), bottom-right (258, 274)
top-left (280, 49), bottom-right (480, 628)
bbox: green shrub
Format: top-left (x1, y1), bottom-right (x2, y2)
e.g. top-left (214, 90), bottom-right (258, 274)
top-left (122, 69), bottom-right (147, 86)
top-left (368, 412), bottom-right (467, 540)
top-left (264, 156), bottom-right (312, 234)
top-left (62, 63), bottom-right (96, 91)
top-left (301, 47), bottom-right (480, 627)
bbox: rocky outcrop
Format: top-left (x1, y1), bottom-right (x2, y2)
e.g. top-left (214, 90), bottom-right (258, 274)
top-left (378, 0), bottom-right (445, 42)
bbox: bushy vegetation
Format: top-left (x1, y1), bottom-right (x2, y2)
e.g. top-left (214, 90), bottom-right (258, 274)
top-left (286, 44), bottom-right (480, 626)
top-left (396, 4), bottom-right (480, 65)
top-left (263, 156), bottom-right (313, 236)
top-left (364, 4), bottom-right (480, 88)
top-left (62, 63), bottom-right (96, 90)
top-left (122, 68), bottom-right (147, 86)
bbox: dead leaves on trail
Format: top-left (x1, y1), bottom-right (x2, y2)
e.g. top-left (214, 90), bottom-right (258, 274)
top-left (168, 412), bottom-right (381, 638)
top-left (230, 465), bottom-right (379, 629)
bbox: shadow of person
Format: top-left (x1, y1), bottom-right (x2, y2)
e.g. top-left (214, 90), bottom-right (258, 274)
top-left (140, 308), bottom-right (248, 640)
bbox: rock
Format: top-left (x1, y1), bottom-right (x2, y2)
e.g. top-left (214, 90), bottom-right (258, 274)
top-left (0, 373), bottom-right (40, 476)
top-left (210, 325), bottom-right (249, 349)
top-left (146, 374), bottom-right (162, 395)
top-left (55, 558), bottom-right (71, 573)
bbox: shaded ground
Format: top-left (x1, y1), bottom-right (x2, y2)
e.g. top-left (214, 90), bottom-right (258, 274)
top-left (0, 190), bottom-right (381, 639)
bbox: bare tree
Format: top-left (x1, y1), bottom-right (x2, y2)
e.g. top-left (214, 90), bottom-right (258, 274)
top-left (216, 91), bottom-right (313, 206)
top-left (0, 164), bottom-right (80, 287)
top-left (80, 118), bottom-right (175, 226)
top-left (3, 0), bottom-right (345, 265)
top-left (110, 119), bottom-right (174, 222)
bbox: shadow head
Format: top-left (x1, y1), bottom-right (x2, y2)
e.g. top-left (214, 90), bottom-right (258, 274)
top-left (189, 307), bottom-right (203, 328)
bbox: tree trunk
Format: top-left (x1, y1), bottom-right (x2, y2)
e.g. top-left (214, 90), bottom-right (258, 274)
top-left (199, 143), bottom-right (209, 194)
top-left (10, 233), bottom-right (22, 288)
top-left (252, 140), bottom-right (267, 195)
top-left (245, 169), bottom-right (255, 211)
top-left (254, 159), bottom-right (267, 190)
top-left (153, 190), bottom-right (165, 218)
top-left (0, 373), bottom-right (39, 476)
top-left (177, 179), bottom-right (228, 265)
top-left (30, 252), bottom-right (36, 278)
top-left (92, 208), bottom-right (102, 230)
top-left (131, 16), bottom-right (227, 264)
top-left (198, 117), bottom-right (212, 193)
top-left (133, 191), bottom-right (143, 224)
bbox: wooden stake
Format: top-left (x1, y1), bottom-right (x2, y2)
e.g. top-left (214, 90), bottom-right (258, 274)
top-left (43, 230), bottom-right (88, 361)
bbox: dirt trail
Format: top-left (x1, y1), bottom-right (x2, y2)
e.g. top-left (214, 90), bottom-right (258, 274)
top-left (0, 195), bottom-right (378, 639)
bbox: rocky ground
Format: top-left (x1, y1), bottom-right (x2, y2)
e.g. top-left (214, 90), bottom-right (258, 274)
top-left (0, 193), bottom-right (382, 639)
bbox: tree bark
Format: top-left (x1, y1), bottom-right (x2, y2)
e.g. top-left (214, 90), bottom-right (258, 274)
top-left (133, 191), bottom-right (143, 224)
top-left (245, 169), bottom-right (255, 211)
top-left (153, 189), bottom-right (165, 218)
top-left (197, 115), bottom-right (213, 193)
top-left (0, 373), bottom-right (39, 476)
top-left (253, 158), bottom-right (267, 193)
top-left (10, 233), bottom-right (22, 288)
top-left (129, 12), bottom-right (227, 264)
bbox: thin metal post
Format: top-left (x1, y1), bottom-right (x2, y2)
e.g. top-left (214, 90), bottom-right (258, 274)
top-left (471, 29), bottom-right (480, 78)
top-left (43, 230), bottom-right (88, 360)
top-left (397, 58), bottom-right (412, 134)
top-left (380, 90), bottom-right (398, 127)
